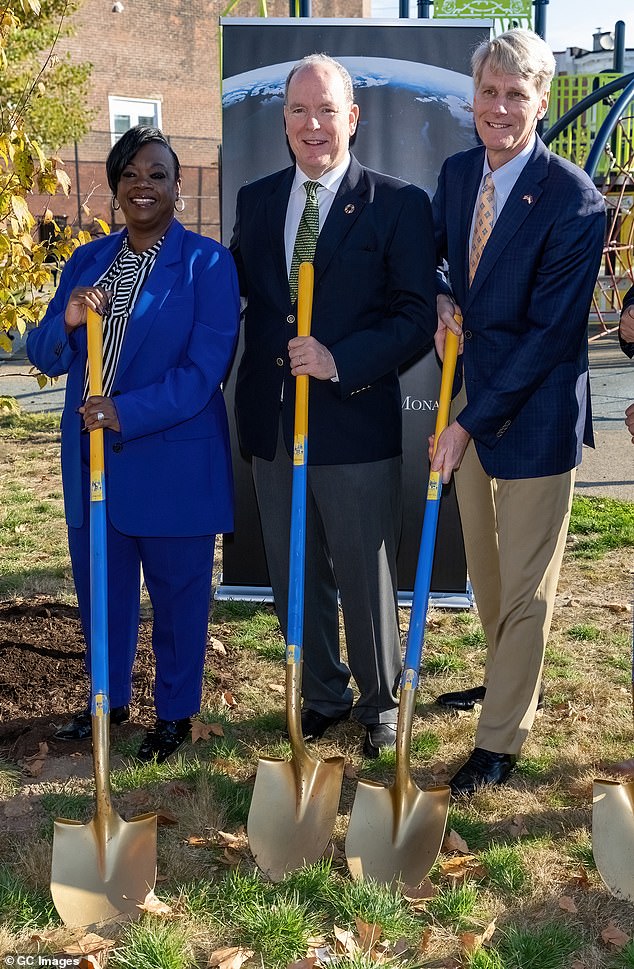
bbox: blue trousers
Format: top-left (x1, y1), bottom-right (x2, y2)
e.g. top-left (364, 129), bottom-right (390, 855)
top-left (68, 442), bottom-right (214, 720)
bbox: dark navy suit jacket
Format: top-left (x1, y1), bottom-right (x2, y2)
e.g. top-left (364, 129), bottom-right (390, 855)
top-left (230, 155), bottom-right (437, 465)
top-left (433, 138), bottom-right (606, 479)
top-left (27, 220), bottom-right (239, 535)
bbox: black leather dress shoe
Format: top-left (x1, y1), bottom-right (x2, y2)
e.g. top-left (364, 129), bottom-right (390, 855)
top-left (291, 706), bottom-right (352, 741)
top-left (436, 685), bottom-right (544, 712)
top-left (54, 705), bottom-right (130, 741)
top-left (136, 717), bottom-right (191, 763)
top-left (363, 723), bottom-right (397, 759)
top-left (450, 747), bottom-right (517, 796)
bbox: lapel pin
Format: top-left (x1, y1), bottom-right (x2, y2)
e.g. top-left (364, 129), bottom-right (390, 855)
top-left (344, 203), bottom-right (355, 215)
top-left (522, 194), bottom-right (534, 205)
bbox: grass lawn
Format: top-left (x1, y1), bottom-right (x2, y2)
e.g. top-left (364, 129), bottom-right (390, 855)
top-left (0, 408), bottom-right (633, 968)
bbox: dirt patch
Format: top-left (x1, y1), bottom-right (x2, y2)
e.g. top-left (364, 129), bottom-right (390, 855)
top-left (0, 599), bottom-right (236, 763)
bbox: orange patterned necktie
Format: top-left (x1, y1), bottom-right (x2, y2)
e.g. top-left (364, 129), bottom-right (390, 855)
top-left (469, 172), bottom-right (495, 285)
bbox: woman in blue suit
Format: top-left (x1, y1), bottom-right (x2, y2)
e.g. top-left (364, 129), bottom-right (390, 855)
top-left (27, 126), bottom-right (239, 762)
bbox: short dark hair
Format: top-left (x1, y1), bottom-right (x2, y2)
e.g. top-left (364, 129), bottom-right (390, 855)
top-left (106, 125), bottom-right (181, 194)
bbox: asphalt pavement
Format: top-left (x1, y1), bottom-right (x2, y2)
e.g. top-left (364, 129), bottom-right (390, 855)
top-left (1, 328), bottom-right (632, 500)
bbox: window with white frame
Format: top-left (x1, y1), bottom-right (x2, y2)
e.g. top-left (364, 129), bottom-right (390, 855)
top-left (108, 97), bottom-right (162, 144)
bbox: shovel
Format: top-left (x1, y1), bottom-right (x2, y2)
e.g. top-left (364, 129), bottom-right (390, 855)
top-left (345, 320), bottom-right (463, 887)
top-left (51, 308), bottom-right (157, 927)
top-left (592, 621), bottom-right (634, 902)
top-left (593, 779), bottom-right (634, 901)
top-left (247, 263), bottom-right (345, 882)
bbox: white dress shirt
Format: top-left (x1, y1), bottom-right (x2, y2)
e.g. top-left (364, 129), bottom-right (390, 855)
top-left (284, 153), bottom-right (351, 274)
top-left (469, 136), bottom-right (536, 248)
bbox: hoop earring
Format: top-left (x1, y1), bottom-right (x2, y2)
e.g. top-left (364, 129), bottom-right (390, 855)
top-left (174, 196), bottom-right (185, 213)
top-left (112, 196), bottom-right (120, 211)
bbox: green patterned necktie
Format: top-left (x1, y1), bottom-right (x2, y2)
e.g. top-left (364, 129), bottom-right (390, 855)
top-left (289, 180), bottom-right (320, 302)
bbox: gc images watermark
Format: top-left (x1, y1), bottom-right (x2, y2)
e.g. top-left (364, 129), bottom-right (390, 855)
top-left (3, 957), bottom-right (80, 967)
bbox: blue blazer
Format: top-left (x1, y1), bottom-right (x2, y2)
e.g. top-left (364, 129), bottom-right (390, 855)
top-left (432, 138), bottom-right (606, 479)
top-left (27, 220), bottom-right (239, 536)
top-left (230, 155), bottom-right (437, 465)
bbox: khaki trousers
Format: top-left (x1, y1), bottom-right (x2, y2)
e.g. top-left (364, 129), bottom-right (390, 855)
top-left (452, 389), bottom-right (575, 754)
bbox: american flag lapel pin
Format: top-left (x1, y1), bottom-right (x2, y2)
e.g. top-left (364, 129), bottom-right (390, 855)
top-left (522, 194), bottom-right (533, 205)
top-left (344, 203), bottom-right (355, 214)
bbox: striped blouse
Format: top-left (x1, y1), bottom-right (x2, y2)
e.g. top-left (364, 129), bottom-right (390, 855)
top-left (83, 234), bottom-right (163, 399)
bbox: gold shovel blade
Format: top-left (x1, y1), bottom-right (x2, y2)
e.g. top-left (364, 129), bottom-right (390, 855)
top-left (51, 810), bottom-right (157, 927)
top-left (345, 778), bottom-right (450, 887)
top-left (592, 778), bottom-right (634, 902)
top-left (247, 752), bottom-right (345, 882)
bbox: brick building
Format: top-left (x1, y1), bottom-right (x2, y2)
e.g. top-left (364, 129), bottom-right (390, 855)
top-left (44, 0), bottom-right (369, 239)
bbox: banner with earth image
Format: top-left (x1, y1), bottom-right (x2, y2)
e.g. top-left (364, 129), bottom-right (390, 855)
top-left (219, 18), bottom-right (490, 602)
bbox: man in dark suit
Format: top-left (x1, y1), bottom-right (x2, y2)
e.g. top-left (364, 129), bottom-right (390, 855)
top-left (621, 286), bottom-right (634, 443)
top-left (430, 29), bottom-right (606, 794)
top-left (230, 53), bottom-right (437, 757)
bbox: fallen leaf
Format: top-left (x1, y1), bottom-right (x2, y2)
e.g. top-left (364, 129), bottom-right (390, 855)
top-left (508, 814), bottom-right (529, 837)
top-left (22, 758), bottom-right (45, 777)
top-left (355, 917), bottom-right (382, 952)
top-left (391, 937), bottom-right (410, 956)
top-left (186, 835), bottom-right (212, 847)
top-left (333, 923), bottom-right (358, 955)
top-left (286, 958), bottom-right (316, 969)
top-left (607, 602), bottom-right (631, 613)
top-left (217, 829), bottom-right (246, 847)
top-left (137, 890), bottom-right (172, 915)
top-left (402, 878), bottom-right (437, 902)
top-left (210, 636), bottom-right (227, 655)
top-left (559, 895), bottom-right (577, 913)
top-left (191, 720), bottom-right (224, 742)
top-left (601, 923), bottom-right (630, 948)
top-left (208, 945), bottom-right (254, 969)
top-left (440, 854), bottom-right (476, 871)
top-left (569, 868), bottom-right (591, 889)
top-left (570, 962), bottom-right (586, 969)
top-left (25, 742), bottom-right (49, 762)
top-left (65, 934), bottom-right (115, 956)
top-left (443, 829), bottom-right (469, 853)
top-left (268, 682), bottom-right (285, 694)
top-left (78, 957), bottom-right (101, 969)
top-left (430, 759), bottom-right (451, 781)
top-left (310, 947), bottom-right (334, 964)
top-left (220, 847), bottom-right (242, 866)
top-left (417, 928), bottom-right (433, 953)
top-left (221, 691), bottom-right (237, 708)
top-left (344, 761), bottom-right (358, 779)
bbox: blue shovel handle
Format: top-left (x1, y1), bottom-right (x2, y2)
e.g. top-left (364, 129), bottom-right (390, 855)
top-left (86, 309), bottom-right (110, 717)
top-left (286, 263), bottom-right (314, 669)
top-left (401, 317), bottom-right (462, 691)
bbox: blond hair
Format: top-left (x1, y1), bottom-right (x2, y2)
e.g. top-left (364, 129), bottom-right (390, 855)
top-left (472, 28), bottom-right (556, 94)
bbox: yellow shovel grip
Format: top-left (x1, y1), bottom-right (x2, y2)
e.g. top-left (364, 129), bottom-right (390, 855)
top-left (86, 308), bottom-right (105, 484)
top-left (294, 263), bottom-right (314, 448)
top-left (432, 312), bottom-right (462, 456)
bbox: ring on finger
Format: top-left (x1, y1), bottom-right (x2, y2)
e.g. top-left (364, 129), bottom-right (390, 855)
top-left (97, 411), bottom-right (105, 421)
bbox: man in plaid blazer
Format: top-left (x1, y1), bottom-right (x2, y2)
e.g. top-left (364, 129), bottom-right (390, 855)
top-left (430, 29), bottom-right (606, 795)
